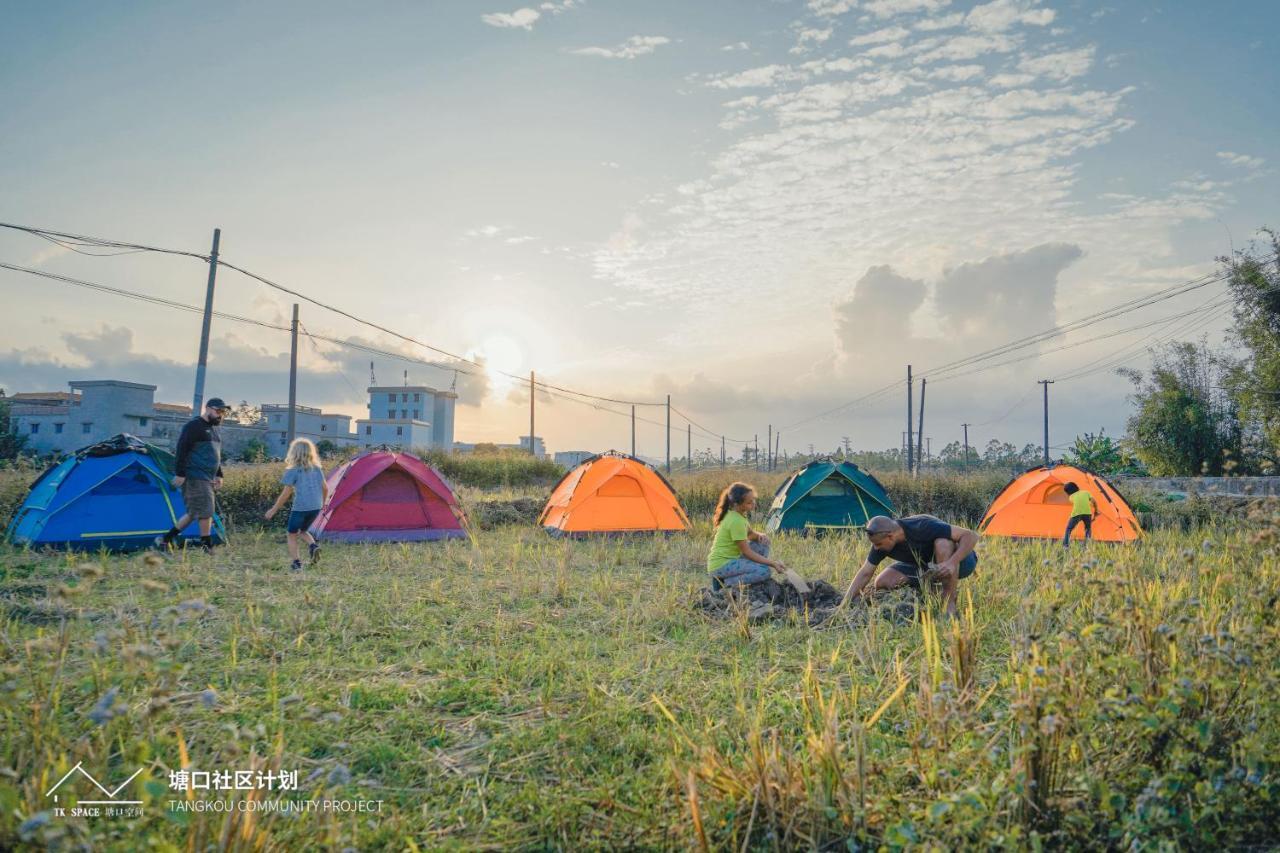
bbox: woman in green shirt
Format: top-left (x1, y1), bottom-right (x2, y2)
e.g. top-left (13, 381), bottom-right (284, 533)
top-left (707, 482), bottom-right (789, 589)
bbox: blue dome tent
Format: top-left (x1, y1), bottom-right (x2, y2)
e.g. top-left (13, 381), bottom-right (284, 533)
top-left (6, 434), bottom-right (226, 551)
top-left (764, 458), bottom-right (895, 535)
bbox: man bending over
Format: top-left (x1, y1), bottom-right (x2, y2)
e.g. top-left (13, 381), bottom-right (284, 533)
top-left (841, 514), bottom-right (979, 616)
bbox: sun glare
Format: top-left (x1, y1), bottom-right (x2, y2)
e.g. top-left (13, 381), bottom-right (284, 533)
top-left (475, 335), bottom-right (524, 389)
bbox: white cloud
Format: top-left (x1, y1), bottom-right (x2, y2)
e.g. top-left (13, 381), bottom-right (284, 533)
top-left (965, 0), bottom-right (1055, 33)
top-left (791, 26), bottom-right (834, 54)
top-left (465, 225), bottom-right (506, 238)
top-left (707, 64), bottom-right (797, 89)
top-left (505, 235), bottom-right (537, 244)
top-left (1017, 46), bottom-right (1095, 81)
top-left (913, 33), bottom-right (1017, 64)
top-left (864, 0), bottom-right (951, 20)
top-left (809, 0), bottom-right (859, 16)
top-left (721, 41), bottom-right (751, 52)
top-left (850, 25), bottom-right (912, 46)
top-left (1217, 151), bottom-right (1265, 170)
top-left (916, 12), bottom-right (965, 30)
top-left (481, 8), bottom-right (541, 30)
top-left (929, 63), bottom-right (985, 81)
top-left (570, 35), bottom-right (671, 60)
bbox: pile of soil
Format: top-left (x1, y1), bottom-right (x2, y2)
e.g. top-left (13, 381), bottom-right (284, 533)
top-left (693, 578), bottom-right (919, 627)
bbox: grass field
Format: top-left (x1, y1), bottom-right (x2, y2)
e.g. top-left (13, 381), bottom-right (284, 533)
top-left (2, 491), bottom-right (1278, 850)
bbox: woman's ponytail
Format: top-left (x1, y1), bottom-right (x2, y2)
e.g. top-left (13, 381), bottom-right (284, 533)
top-left (713, 482), bottom-right (755, 526)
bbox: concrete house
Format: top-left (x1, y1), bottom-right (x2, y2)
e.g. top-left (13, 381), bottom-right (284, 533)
top-left (356, 385), bottom-right (456, 452)
top-left (9, 381), bottom-right (189, 455)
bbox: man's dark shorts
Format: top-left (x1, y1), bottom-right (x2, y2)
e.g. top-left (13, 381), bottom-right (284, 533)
top-left (286, 509), bottom-right (320, 534)
top-left (888, 551), bottom-right (978, 588)
top-left (181, 478), bottom-right (216, 520)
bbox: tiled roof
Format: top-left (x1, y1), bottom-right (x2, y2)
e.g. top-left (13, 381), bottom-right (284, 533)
top-left (10, 391), bottom-right (79, 402)
top-left (153, 403), bottom-right (192, 414)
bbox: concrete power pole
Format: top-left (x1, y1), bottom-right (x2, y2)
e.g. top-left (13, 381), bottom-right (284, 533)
top-left (1038, 379), bottom-right (1054, 466)
top-left (767, 424), bottom-right (772, 471)
top-left (687, 423), bottom-right (691, 471)
top-left (906, 365), bottom-right (914, 475)
top-left (191, 228), bottom-right (221, 415)
top-left (665, 394), bottom-right (671, 473)
top-left (962, 422), bottom-right (971, 469)
top-left (631, 405), bottom-right (636, 457)
top-left (529, 371), bottom-right (536, 456)
top-left (287, 303), bottom-right (299, 446)
top-left (915, 377), bottom-right (927, 477)
top-left (720, 435), bottom-right (725, 468)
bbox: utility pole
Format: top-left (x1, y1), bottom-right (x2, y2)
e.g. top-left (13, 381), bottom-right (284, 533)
top-left (1038, 379), bottom-right (1054, 466)
top-left (720, 435), bottom-right (725, 467)
top-left (529, 371), bottom-right (536, 456)
top-left (687, 424), bottom-right (691, 471)
top-left (915, 377), bottom-right (927, 478)
top-left (774, 432), bottom-right (781, 470)
top-left (631, 405), bottom-right (636, 457)
top-left (767, 424), bottom-right (772, 471)
top-left (962, 422), bottom-right (970, 469)
top-left (906, 365), bottom-right (914, 476)
top-left (926, 437), bottom-right (931, 467)
top-left (287, 303), bottom-right (299, 446)
top-left (191, 228), bottom-right (221, 415)
top-left (754, 434), bottom-right (759, 470)
top-left (665, 394), bottom-right (671, 473)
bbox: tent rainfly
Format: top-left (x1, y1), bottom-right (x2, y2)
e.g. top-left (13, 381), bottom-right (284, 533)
top-left (311, 451), bottom-right (469, 542)
top-left (764, 458), bottom-right (895, 535)
top-left (978, 463), bottom-right (1143, 542)
top-left (539, 451), bottom-right (691, 537)
top-left (6, 433), bottom-right (227, 551)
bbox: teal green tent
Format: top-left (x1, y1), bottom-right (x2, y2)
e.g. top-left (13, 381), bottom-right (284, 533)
top-left (764, 459), bottom-right (894, 534)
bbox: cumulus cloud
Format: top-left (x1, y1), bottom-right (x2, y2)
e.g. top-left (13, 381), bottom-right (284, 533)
top-left (1217, 151), bottom-right (1265, 170)
top-left (791, 26), bottom-right (834, 54)
top-left (481, 8), bottom-right (541, 29)
top-left (850, 26), bottom-right (912, 46)
top-left (570, 36), bottom-right (671, 60)
top-left (864, 0), bottom-right (952, 19)
top-left (1016, 46), bottom-right (1095, 81)
top-left (481, 0), bottom-right (581, 30)
top-left (965, 0), bottom-right (1055, 33)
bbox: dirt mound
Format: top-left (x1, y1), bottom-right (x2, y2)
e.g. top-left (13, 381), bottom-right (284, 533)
top-left (693, 577), bottom-right (843, 625)
top-left (693, 578), bottom-right (919, 627)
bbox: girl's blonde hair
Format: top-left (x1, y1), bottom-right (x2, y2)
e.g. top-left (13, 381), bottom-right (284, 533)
top-left (285, 438), bottom-right (321, 470)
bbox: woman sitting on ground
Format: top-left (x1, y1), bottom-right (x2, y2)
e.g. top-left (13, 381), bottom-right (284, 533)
top-left (707, 482), bottom-right (789, 589)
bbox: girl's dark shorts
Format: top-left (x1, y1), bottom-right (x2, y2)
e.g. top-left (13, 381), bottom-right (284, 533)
top-left (286, 509), bottom-right (320, 534)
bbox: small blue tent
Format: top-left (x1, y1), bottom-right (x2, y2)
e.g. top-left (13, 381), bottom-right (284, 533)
top-left (764, 459), bottom-right (894, 535)
top-left (6, 434), bottom-right (226, 551)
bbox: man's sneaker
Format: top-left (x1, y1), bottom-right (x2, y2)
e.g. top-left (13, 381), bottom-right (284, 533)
top-left (308, 542), bottom-right (321, 565)
top-left (153, 535), bottom-right (174, 551)
top-left (290, 559), bottom-right (303, 572)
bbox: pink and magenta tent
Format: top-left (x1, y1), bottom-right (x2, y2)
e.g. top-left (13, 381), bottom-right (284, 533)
top-left (312, 451), bottom-right (469, 543)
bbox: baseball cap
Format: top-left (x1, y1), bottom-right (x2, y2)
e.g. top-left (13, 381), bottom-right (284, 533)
top-left (205, 397), bottom-right (231, 411)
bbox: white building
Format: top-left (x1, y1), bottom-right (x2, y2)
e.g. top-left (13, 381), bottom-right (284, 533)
top-left (355, 384), bottom-right (456, 452)
top-left (8, 381), bottom-right (190, 455)
top-left (554, 450), bottom-right (594, 469)
top-left (261, 404), bottom-right (357, 455)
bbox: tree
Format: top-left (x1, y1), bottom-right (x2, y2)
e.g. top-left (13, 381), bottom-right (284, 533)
top-left (315, 439), bottom-right (339, 459)
top-left (238, 438), bottom-right (269, 463)
top-left (1121, 340), bottom-right (1242, 475)
top-left (1063, 429), bottom-right (1146, 476)
top-left (1221, 230), bottom-right (1280, 471)
top-left (226, 401), bottom-right (262, 425)
top-left (0, 395), bottom-right (29, 461)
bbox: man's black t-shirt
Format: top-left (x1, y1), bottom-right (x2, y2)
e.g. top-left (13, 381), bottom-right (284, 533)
top-left (867, 514), bottom-right (953, 569)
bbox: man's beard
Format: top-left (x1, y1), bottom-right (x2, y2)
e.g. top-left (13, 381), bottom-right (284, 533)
top-left (209, 414), bottom-right (223, 425)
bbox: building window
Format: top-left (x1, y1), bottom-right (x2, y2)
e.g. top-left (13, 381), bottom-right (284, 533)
top-left (401, 409), bottom-right (407, 419)
top-left (365, 425), bottom-right (372, 435)
top-left (387, 409), bottom-right (395, 419)
top-left (30, 423), bottom-right (38, 434)
top-left (401, 393), bottom-right (408, 403)
top-left (82, 423), bottom-right (92, 434)
top-left (413, 410), bottom-right (419, 420)
top-left (321, 424), bottom-right (327, 432)
top-left (396, 426), bottom-right (403, 436)
top-left (139, 417), bottom-right (148, 427)
top-left (413, 393), bottom-right (421, 402)
top-left (54, 423), bottom-right (64, 434)
top-left (388, 393), bottom-right (396, 403)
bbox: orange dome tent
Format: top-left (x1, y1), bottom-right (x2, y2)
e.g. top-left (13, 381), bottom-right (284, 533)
top-left (540, 451), bottom-right (691, 537)
top-left (979, 464), bottom-right (1142, 542)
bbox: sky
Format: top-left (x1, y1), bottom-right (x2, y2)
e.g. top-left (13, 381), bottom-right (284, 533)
top-left (0, 0), bottom-right (1276, 461)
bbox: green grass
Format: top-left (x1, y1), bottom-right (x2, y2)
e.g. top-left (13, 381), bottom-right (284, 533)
top-left (1, 509), bottom-right (1278, 849)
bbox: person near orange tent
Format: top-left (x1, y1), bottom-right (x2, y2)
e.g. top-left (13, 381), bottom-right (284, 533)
top-left (1061, 481), bottom-right (1097, 547)
top-left (707, 482), bottom-right (790, 589)
top-left (839, 514), bottom-right (979, 617)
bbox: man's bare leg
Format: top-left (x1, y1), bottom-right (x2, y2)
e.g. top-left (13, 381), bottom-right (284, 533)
top-left (932, 538), bottom-right (959, 616)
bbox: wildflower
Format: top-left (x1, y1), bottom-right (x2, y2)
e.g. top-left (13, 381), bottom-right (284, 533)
top-left (18, 811), bottom-right (51, 839)
top-left (199, 689), bottom-right (217, 708)
top-left (88, 687), bottom-right (125, 725)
